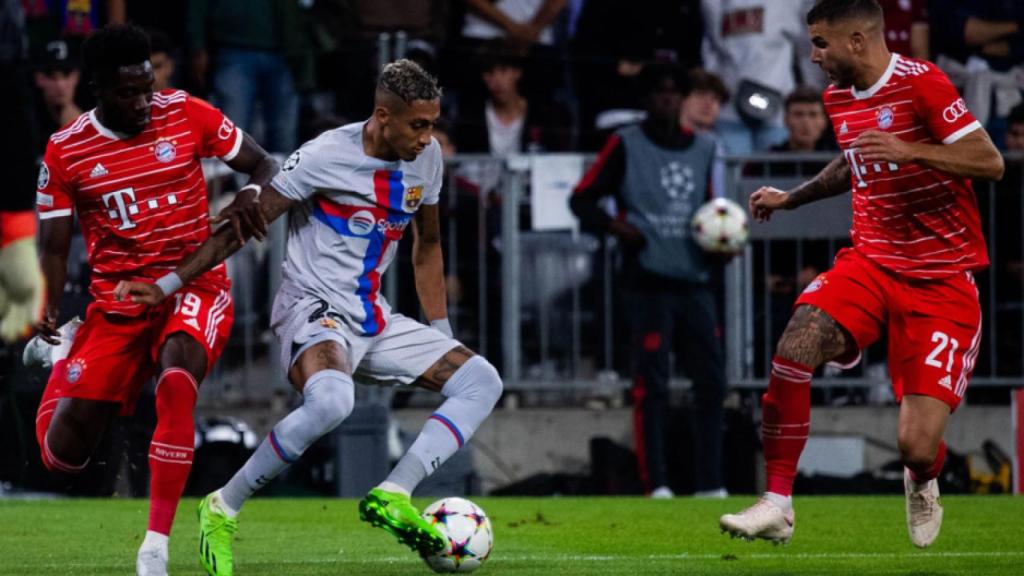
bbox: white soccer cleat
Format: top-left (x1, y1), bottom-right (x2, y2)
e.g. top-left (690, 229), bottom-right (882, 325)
top-left (136, 545), bottom-right (168, 576)
top-left (905, 468), bottom-right (943, 548)
top-left (694, 487), bottom-right (729, 499)
top-left (650, 486), bottom-right (674, 499)
top-left (719, 498), bottom-right (795, 544)
top-left (22, 316), bottom-right (81, 370)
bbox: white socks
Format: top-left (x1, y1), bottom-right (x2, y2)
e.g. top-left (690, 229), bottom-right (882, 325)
top-left (764, 491), bottom-right (793, 512)
top-left (383, 356), bottom-right (503, 494)
top-left (220, 370), bottom-right (354, 512)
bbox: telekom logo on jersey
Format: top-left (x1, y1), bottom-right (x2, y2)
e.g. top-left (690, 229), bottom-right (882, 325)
top-left (102, 187), bottom-right (179, 230)
top-left (843, 149), bottom-right (899, 189)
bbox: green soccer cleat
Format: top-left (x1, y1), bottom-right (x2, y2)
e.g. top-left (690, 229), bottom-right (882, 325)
top-left (359, 488), bottom-right (446, 555)
top-left (197, 492), bottom-right (238, 576)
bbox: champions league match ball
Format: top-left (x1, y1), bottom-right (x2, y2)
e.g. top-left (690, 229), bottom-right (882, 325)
top-left (691, 197), bottom-right (749, 255)
top-left (421, 498), bottom-right (494, 573)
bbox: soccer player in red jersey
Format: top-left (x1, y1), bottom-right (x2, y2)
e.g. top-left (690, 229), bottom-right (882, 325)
top-left (30, 24), bottom-right (277, 575)
top-left (719, 0), bottom-right (1004, 548)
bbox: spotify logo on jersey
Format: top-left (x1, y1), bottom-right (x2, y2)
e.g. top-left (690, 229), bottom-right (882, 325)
top-left (348, 210), bottom-right (376, 236)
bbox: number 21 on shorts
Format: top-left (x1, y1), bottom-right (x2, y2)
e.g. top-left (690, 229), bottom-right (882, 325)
top-left (925, 331), bottom-right (958, 381)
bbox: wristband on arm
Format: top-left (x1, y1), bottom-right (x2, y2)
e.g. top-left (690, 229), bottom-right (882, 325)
top-left (155, 272), bottom-right (184, 297)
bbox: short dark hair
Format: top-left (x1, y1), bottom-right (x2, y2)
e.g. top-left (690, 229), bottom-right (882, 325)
top-left (685, 68), bottom-right (729, 103)
top-left (377, 59), bottom-right (442, 105)
top-left (785, 86), bottom-right (824, 110)
top-left (1008, 103), bottom-right (1024, 127)
top-left (83, 23), bottom-right (151, 83)
top-left (806, 0), bottom-right (883, 26)
top-left (637, 61), bottom-right (686, 97)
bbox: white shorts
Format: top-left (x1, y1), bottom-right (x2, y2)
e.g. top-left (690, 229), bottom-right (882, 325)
top-left (271, 291), bottom-right (461, 386)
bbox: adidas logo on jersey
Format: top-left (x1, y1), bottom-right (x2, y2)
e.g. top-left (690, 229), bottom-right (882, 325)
top-left (90, 163), bottom-right (108, 178)
top-left (937, 374), bottom-right (952, 390)
top-left (839, 121), bottom-right (849, 135)
top-left (184, 318), bottom-right (201, 331)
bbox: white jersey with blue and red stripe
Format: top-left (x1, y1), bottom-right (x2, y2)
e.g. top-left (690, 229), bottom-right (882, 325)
top-left (270, 121), bottom-right (443, 336)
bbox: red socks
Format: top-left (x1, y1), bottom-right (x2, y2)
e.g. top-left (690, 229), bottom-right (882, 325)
top-left (36, 360), bottom-right (72, 472)
top-left (762, 356), bottom-right (813, 496)
top-left (148, 368), bottom-right (198, 536)
top-left (908, 440), bottom-right (947, 484)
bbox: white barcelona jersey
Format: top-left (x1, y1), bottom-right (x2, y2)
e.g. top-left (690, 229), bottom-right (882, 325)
top-left (270, 121), bottom-right (443, 336)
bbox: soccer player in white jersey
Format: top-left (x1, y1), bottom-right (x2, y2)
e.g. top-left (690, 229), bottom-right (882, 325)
top-left (116, 60), bottom-right (503, 575)
top-left (718, 0), bottom-right (1004, 548)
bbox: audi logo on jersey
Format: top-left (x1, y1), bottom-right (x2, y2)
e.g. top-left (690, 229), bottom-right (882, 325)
top-left (943, 99), bottom-right (969, 123)
top-left (217, 118), bottom-right (235, 140)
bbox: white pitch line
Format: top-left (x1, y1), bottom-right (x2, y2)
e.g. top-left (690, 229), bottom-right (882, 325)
top-left (33, 550), bottom-right (1024, 569)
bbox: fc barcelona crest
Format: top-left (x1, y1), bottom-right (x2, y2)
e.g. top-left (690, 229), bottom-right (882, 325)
top-left (404, 186), bottom-right (424, 212)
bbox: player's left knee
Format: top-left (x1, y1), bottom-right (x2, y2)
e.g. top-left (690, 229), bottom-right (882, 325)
top-left (898, 431), bottom-right (939, 468)
top-left (445, 355), bottom-right (503, 409)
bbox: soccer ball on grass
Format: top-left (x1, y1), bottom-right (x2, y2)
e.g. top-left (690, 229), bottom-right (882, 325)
top-left (421, 497), bottom-right (493, 573)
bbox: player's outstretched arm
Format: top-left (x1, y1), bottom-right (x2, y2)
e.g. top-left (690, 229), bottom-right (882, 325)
top-left (114, 186), bottom-right (296, 305)
top-left (411, 203), bottom-right (449, 329)
top-left (855, 128), bottom-right (1004, 182)
top-left (33, 216), bottom-right (73, 343)
top-left (749, 156), bottom-right (851, 222)
top-left (218, 132), bottom-right (281, 243)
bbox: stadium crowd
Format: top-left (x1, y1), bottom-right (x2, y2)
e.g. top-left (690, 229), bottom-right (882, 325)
top-left (14, 0), bottom-right (1024, 161)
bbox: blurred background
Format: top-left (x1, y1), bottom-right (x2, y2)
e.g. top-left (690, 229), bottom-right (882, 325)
top-left (1, 0), bottom-right (1023, 503)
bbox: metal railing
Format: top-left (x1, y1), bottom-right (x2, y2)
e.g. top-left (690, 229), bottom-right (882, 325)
top-left (195, 152), bottom-right (1024, 394)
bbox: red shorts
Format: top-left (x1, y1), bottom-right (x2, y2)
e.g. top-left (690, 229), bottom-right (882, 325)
top-left (796, 249), bottom-right (981, 411)
top-left (53, 283), bottom-right (233, 416)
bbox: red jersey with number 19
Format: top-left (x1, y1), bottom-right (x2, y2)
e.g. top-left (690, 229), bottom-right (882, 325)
top-left (823, 53), bottom-right (989, 279)
top-left (36, 89), bottom-right (240, 315)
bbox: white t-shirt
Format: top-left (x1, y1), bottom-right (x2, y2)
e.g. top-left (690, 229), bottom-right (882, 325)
top-left (462, 0), bottom-right (555, 45)
top-left (270, 121), bottom-right (443, 336)
top-left (485, 102), bottom-right (525, 156)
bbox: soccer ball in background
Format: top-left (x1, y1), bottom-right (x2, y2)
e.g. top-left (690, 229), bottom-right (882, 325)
top-left (421, 497), bottom-right (493, 573)
top-left (691, 197), bottom-right (749, 255)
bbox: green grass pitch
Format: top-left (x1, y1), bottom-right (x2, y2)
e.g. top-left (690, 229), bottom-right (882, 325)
top-left (1, 496), bottom-right (1022, 575)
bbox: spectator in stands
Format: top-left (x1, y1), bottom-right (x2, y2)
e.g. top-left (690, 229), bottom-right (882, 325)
top-left (186, 0), bottom-right (310, 153)
top-left (452, 0), bottom-right (570, 119)
top-left (1006, 104), bottom-right (1024, 152)
top-left (678, 69), bottom-right (729, 135)
top-left (773, 87), bottom-right (834, 153)
top-left (701, 0), bottom-right (825, 154)
top-left (930, 0), bottom-right (1024, 71)
top-left (570, 62), bottom-right (728, 500)
top-left (571, 0), bottom-right (704, 150)
top-left (461, 0), bottom-right (569, 53)
top-left (147, 28), bottom-right (175, 91)
top-left (454, 47), bottom-right (569, 155)
top-left (31, 39), bottom-right (81, 154)
top-left (877, 0), bottom-right (929, 59)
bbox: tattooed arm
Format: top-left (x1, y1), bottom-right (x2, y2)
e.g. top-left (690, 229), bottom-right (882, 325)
top-left (749, 156), bottom-right (851, 221)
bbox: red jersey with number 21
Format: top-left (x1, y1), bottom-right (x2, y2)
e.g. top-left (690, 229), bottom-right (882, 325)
top-left (823, 53), bottom-right (988, 280)
top-left (36, 89), bottom-right (241, 316)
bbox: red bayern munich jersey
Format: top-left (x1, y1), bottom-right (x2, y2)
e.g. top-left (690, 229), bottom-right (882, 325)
top-left (36, 89), bottom-right (239, 315)
top-left (823, 53), bottom-right (989, 279)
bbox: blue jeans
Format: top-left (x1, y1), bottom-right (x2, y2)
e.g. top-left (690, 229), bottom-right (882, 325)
top-left (715, 118), bottom-right (789, 155)
top-left (212, 48), bottom-right (299, 154)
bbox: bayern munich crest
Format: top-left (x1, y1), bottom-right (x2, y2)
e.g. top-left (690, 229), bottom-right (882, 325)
top-left (877, 106), bottom-right (895, 129)
top-left (154, 140), bottom-right (177, 163)
top-left (803, 275), bottom-right (827, 294)
top-left (66, 359), bottom-right (86, 383)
